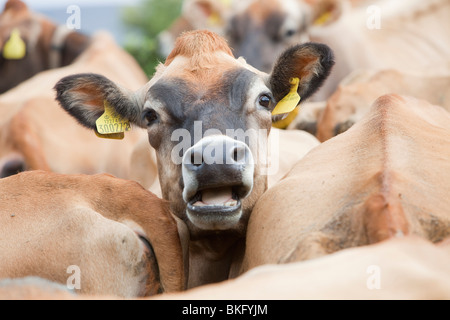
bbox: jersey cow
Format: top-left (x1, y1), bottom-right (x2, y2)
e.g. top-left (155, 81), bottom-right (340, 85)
top-left (0, 31), bottom-right (151, 183)
top-left (3, 237), bottom-right (449, 300)
top-left (0, 0), bottom-right (89, 93)
top-left (316, 67), bottom-right (450, 142)
top-left (0, 171), bottom-right (188, 298)
top-left (241, 94), bottom-right (450, 271)
top-left (55, 30), bottom-right (334, 287)
top-left (158, 237), bottom-right (450, 300)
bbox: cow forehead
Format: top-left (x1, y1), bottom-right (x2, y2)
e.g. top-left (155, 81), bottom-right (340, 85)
top-left (147, 67), bottom-right (266, 124)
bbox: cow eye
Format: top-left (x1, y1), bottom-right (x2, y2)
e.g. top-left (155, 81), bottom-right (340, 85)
top-left (143, 109), bottom-right (159, 126)
top-left (285, 29), bottom-right (296, 38)
top-left (258, 94), bottom-right (272, 110)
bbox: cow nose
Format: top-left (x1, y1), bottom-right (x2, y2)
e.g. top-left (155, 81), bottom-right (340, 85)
top-left (182, 135), bottom-right (255, 203)
top-left (184, 137), bottom-right (250, 170)
top-left (0, 159), bottom-right (26, 178)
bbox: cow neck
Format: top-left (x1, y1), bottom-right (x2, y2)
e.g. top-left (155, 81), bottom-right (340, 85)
top-left (188, 235), bottom-right (245, 288)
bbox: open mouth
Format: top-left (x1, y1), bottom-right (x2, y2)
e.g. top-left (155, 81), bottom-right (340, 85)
top-left (187, 186), bottom-right (242, 212)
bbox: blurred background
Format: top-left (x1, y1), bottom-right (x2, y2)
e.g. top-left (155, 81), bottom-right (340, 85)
top-left (0, 0), bottom-right (183, 76)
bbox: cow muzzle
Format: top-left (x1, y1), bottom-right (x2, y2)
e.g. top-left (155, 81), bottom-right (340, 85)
top-left (182, 135), bottom-right (254, 230)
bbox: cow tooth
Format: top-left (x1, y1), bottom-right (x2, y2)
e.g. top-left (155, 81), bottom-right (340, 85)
top-left (225, 200), bottom-right (238, 207)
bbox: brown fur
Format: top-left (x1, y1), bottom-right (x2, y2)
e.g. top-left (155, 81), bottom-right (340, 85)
top-left (0, 0), bottom-right (90, 93)
top-left (316, 68), bottom-right (450, 142)
top-left (0, 32), bottom-right (149, 183)
top-left (165, 30), bottom-right (233, 67)
top-left (3, 237), bottom-right (449, 300)
top-left (242, 94), bottom-right (450, 271)
top-left (0, 171), bottom-right (186, 296)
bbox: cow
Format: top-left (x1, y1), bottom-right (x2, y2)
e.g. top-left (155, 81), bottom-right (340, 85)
top-left (157, 0), bottom-right (254, 58)
top-left (0, 170), bottom-right (189, 298)
top-left (54, 30), bottom-right (335, 288)
top-left (206, 0), bottom-right (450, 105)
top-left (240, 94), bottom-right (450, 272)
top-left (316, 67), bottom-right (450, 142)
top-left (0, 0), bottom-right (90, 94)
top-left (307, 0), bottom-right (450, 101)
top-left (0, 30), bottom-right (150, 182)
top-left (158, 0), bottom-right (365, 68)
top-left (3, 237), bottom-right (449, 300)
top-left (157, 237), bottom-right (450, 300)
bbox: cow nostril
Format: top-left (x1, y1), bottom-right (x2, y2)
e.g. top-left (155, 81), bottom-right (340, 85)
top-left (231, 146), bottom-right (246, 164)
top-left (0, 160), bottom-right (26, 178)
top-left (191, 152), bottom-right (203, 167)
top-left (233, 148), bottom-right (239, 162)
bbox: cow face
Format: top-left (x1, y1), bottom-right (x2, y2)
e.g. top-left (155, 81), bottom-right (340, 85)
top-left (55, 31), bottom-right (334, 238)
top-left (0, 0), bottom-right (89, 94)
top-left (226, 0), bottom-right (313, 72)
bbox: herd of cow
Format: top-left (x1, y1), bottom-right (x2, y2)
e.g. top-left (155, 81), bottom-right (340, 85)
top-left (0, 0), bottom-right (449, 300)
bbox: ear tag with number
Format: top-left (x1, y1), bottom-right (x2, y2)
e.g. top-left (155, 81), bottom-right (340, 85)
top-left (272, 78), bottom-right (301, 116)
top-left (95, 101), bottom-right (131, 140)
top-left (3, 28), bottom-right (26, 60)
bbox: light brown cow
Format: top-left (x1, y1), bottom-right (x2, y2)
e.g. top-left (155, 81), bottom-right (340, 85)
top-left (158, 237), bottom-right (450, 300)
top-left (241, 94), bottom-right (450, 271)
top-left (316, 67), bottom-right (450, 142)
top-left (0, 31), bottom-right (149, 181)
top-left (3, 237), bottom-right (449, 300)
top-left (0, 0), bottom-right (90, 93)
top-left (0, 171), bottom-right (188, 298)
top-left (158, 0), bottom-right (364, 70)
top-left (54, 30), bottom-right (334, 288)
top-left (308, 0), bottom-right (450, 101)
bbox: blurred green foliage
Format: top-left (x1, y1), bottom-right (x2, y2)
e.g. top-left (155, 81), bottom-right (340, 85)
top-left (122, 0), bottom-right (183, 77)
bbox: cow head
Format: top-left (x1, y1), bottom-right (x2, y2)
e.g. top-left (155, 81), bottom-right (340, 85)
top-left (0, 0), bottom-right (90, 93)
top-left (55, 31), bottom-right (333, 239)
top-left (226, 0), bottom-right (343, 72)
top-left (226, 0), bottom-right (313, 72)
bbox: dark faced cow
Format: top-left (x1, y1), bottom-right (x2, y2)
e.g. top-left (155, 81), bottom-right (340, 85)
top-left (55, 30), bottom-right (334, 288)
top-left (0, 0), bottom-right (89, 93)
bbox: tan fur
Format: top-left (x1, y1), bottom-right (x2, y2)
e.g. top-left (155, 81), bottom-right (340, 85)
top-left (165, 30), bottom-right (233, 68)
top-left (158, 237), bottom-right (450, 300)
top-left (0, 32), bottom-right (153, 183)
top-left (242, 94), bottom-right (450, 271)
top-left (316, 67), bottom-right (450, 142)
top-left (3, 237), bottom-right (449, 300)
top-left (0, 171), bottom-right (186, 297)
top-left (309, 0), bottom-right (450, 100)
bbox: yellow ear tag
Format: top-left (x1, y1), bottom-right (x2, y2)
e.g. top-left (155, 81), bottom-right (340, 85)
top-left (272, 78), bottom-right (301, 116)
top-left (314, 11), bottom-right (332, 26)
top-left (95, 101), bottom-right (131, 140)
top-left (208, 12), bottom-right (223, 26)
top-left (3, 28), bottom-right (26, 60)
top-left (272, 106), bottom-right (300, 129)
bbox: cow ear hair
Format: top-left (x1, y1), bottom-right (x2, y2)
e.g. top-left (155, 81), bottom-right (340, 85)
top-left (269, 42), bottom-right (334, 103)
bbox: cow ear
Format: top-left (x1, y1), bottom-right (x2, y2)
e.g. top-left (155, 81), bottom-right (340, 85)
top-left (54, 73), bottom-right (143, 130)
top-left (269, 43), bottom-right (334, 104)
